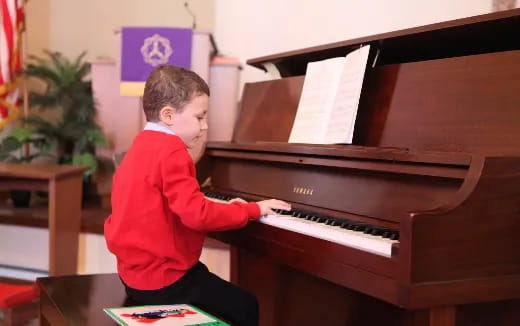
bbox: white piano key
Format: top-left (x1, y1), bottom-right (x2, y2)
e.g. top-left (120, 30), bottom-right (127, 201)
top-left (259, 214), bottom-right (397, 257)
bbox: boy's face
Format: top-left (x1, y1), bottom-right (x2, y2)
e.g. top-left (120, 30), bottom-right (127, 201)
top-left (167, 94), bottom-right (209, 148)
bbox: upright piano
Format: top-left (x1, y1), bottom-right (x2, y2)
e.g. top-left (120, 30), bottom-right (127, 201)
top-left (202, 9), bottom-right (520, 326)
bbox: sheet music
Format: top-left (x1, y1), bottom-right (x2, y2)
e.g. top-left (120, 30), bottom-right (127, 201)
top-left (289, 45), bottom-right (370, 144)
top-left (324, 45), bottom-right (370, 144)
top-left (288, 57), bottom-right (345, 143)
top-left (263, 62), bottom-right (282, 79)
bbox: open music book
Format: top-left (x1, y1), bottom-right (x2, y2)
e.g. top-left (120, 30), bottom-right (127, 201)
top-left (104, 304), bottom-right (230, 326)
top-left (288, 45), bottom-right (370, 144)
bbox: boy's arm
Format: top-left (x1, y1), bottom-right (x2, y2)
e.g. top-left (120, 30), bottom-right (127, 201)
top-left (161, 149), bottom-right (261, 232)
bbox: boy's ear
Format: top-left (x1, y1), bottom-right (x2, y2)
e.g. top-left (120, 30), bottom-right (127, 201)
top-left (159, 106), bottom-right (177, 125)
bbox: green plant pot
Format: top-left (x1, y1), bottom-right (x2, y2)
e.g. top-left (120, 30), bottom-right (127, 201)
top-left (10, 190), bottom-right (31, 208)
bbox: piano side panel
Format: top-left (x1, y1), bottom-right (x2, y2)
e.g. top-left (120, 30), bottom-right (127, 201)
top-left (355, 50), bottom-right (520, 155)
top-left (210, 157), bottom-right (462, 224)
top-left (406, 157), bottom-right (520, 283)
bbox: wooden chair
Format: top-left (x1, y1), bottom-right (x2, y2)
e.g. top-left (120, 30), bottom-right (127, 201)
top-left (0, 283), bottom-right (38, 326)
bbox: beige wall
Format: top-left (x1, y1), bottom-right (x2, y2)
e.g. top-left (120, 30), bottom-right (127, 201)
top-left (214, 0), bottom-right (519, 90)
top-left (25, 0), bottom-right (52, 58)
top-left (26, 0), bottom-right (215, 60)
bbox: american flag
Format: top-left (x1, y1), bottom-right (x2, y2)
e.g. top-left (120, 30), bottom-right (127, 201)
top-left (0, 0), bottom-right (24, 131)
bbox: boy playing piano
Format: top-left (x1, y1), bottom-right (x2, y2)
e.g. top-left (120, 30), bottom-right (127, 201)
top-left (104, 65), bottom-right (291, 326)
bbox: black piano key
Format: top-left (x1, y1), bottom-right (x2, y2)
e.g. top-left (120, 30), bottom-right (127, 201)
top-left (340, 221), bottom-right (351, 228)
top-left (342, 221), bottom-right (368, 232)
top-left (365, 226), bottom-right (388, 236)
top-left (341, 221), bottom-right (357, 229)
top-left (389, 232), bottom-right (399, 240)
top-left (371, 228), bottom-right (383, 236)
top-left (325, 219), bottom-right (335, 225)
top-left (327, 218), bottom-right (346, 226)
top-left (354, 225), bottom-right (367, 231)
top-left (364, 226), bottom-right (378, 234)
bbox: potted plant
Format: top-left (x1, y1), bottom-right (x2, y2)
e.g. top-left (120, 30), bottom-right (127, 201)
top-left (0, 126), bottom-right (53, 207)
top-left (23, 50), bottom-right (108, 202)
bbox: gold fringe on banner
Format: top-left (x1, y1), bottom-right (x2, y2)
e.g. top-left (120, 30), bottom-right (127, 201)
top-left (0, 0), bottom-right (26, 132)
top-left (0, 97), bottom-right (21, 131)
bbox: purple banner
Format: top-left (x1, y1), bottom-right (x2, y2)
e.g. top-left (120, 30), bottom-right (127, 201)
top-left (121, 27), bottom-right (193, 82)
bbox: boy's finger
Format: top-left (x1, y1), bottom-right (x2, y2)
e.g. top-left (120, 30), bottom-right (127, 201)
top-left (272, 201), bottom-right (291, 210)
top-left (269, 199), bottom-right (290, 206)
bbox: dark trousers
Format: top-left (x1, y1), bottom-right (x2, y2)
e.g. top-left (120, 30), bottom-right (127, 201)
top-left (122, 262), bottom-right (258, 326)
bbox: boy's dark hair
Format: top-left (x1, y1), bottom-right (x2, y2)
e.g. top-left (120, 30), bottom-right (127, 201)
top-left (142, 65), bottom-right (210, 121)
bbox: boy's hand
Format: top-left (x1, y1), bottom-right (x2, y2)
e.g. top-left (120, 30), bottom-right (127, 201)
top-left (257, 199), bottom-right (291, 216)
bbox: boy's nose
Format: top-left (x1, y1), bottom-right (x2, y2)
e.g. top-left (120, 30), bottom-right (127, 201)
top-left (201, 121), bottom-right (208, 130)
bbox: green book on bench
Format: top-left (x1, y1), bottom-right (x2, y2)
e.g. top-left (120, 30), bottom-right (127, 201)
top-left (104, 304), bottom-right (230, 326)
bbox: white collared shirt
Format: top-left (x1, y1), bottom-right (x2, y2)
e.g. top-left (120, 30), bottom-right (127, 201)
top-left (143, 122), bottom-right (176, 136)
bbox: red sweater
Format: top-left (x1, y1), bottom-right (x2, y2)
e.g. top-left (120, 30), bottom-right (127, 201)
top-left (104, 131), bottom-right (260, 290)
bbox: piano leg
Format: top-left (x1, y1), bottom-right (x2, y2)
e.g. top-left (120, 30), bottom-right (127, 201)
top-left (429, 306), bottom-right (455, 326)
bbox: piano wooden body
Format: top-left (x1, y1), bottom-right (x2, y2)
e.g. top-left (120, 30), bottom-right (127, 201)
top-left (202, 9), bottom-right (520, 326)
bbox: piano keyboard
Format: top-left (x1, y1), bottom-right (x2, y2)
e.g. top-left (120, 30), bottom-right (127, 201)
top-left (204, 192), bottom-right (399, 257)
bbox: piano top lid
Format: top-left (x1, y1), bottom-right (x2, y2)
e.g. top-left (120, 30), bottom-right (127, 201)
top-left (206, 141), bottom-right (472, 167)
top-left (247, 8), bottom-right (520, 76)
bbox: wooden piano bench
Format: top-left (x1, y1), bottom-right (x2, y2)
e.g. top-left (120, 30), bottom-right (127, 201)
top-left (0, 283), bottom-right (39, 326)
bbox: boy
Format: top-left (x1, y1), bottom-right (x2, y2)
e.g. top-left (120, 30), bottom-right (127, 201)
top-left (104, 65), bottom-right (291, 326)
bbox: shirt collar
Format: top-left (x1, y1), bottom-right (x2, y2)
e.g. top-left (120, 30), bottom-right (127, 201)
top-left (144, 122), bottom-right (176, 136)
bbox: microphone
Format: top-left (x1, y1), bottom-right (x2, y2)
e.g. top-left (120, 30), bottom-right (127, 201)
top-left (209, 34), bottom-right (221, 58)
top-left (184, 2), bottom-right (197, 29)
